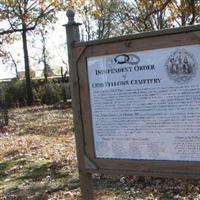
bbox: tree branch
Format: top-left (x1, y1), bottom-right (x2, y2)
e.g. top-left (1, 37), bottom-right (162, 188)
top-left (0, 25), bottom-right (36, 35)
top-left (144, 0), bottom-right (172, 21)
top-left (26, 5), bottom-right (55, 29)
top-left (189, 0), bottom-right (196, 25)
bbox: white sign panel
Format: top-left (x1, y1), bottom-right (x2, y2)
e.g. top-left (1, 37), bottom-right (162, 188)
top-left (87, 45), bottom-right (200, 161)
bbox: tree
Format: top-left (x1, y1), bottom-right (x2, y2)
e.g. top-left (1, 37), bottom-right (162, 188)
top-left (41, 25), bottom-right (48, 82)
top-left (75, 0), bottom-right (200, 40)
top-left (2, 51), bottom-right (19, 79)
top-left (0, 85), bottom-right (9, 127)
top-left (118, 0), bottom-right (200, 33)
top-left (0, 0), bottom-right (65, 105)
top-left (36, 24), bottom-right (53, 83)
top-left (73, 0), bottom-right (127, 40)
top-left (0, 34), bottom-right (20, 79)
top-left (72, 0), bottom-right (174, 39)
top-left (121, 0), bottom-right (173, 32)
top-left (168, 0), bottom-right (200, 26)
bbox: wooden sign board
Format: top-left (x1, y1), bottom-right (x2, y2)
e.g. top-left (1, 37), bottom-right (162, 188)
top-left (65, 12), bottom-right (200, 199)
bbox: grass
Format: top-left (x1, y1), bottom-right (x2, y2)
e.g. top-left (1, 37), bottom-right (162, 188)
top-left (0, 106), bottom-right (127, 200)
top-left (0, 106), bottom-right (79, 200)
top-left (1, 106), bottom-right (200, 199)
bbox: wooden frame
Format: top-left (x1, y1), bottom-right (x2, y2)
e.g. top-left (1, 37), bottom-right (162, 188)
top-left (76, 26), bottom-right (200, 177)
top-left (65, 10), bottom-right (200, 200)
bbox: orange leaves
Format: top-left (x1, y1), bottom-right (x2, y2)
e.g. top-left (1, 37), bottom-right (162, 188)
top-left (0, 0), bottom-right (65, 32)
top-left (138, 0), bottom-right (148, 9)
top-left (67, 0), bottom-right (88, 9)
top-left (93, 10), bottom-right (103, 18)
top-left (0, 106), bottom-right (76, 164)
top-left (138, 0), bottom-right (170, 11)
top-left (167, 15), bottom-right (176, 23)
top-left (39, 0), bottom-right (60, 9)
top-left (2, 0), bottom-right (17, 7)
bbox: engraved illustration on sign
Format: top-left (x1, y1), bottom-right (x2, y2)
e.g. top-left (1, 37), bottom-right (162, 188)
top-left (106, 54), bottom-right (140, 67)
top-left (166, 49), bottom-right (197, 83)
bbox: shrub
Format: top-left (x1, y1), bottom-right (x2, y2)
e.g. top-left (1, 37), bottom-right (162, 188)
top-left (4, 79), bottom-right (27, 107)
top-left (41, 82), bottom-right (63, 105)
top-left (0, 78), bottom-right (67, 107)
top-left (0, 86), bottom-right (9, 126)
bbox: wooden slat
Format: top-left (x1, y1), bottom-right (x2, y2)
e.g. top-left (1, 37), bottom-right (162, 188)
top-left (83, 32), bottom-right (200, 58)
top-left (77, 55), bottom-right (96, 161)
top-left (85, 168), bottom-right (200, 179)
top-left (75, 25), bottom-right (200, 47)
top-left (94, 159), bottom-right (200, 171)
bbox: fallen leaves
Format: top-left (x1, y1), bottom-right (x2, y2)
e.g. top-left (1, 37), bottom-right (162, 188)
top-left (0, 105), bottom-right (79, 200)
top-left (1, 106), bottom-right (200, 199)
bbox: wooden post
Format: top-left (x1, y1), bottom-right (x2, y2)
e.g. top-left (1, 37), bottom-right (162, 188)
top-left (65, 10), bottom-right (94, 200)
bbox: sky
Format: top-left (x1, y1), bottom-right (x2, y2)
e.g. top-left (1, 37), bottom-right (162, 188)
top-left (0, 11), bottom-right (72, 80)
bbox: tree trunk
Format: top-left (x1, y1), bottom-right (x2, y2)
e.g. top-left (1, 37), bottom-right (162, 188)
top-left (42, 32), bottom-right (48, 83)
top-left (9, 52), bottom-right (19, 79)
top-left (180, 0), bottom-right (187, 26)
top-left (22, 25), bottom-right (33, 106)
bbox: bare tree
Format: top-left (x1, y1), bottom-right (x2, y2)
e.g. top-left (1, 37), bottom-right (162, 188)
top-left (0, 0), bottom-right (62, 105)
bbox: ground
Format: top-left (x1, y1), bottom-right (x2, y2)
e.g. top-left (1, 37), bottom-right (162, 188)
top-left (1, 106), bottom-right (200, 200)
